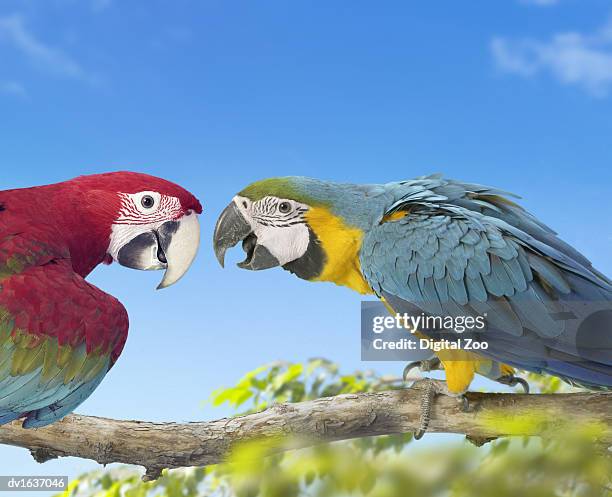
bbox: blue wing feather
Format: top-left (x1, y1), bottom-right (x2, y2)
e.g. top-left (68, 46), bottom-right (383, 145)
top-left (22, 369), bottom-right (108, 428)
top-left (0, 340), bottom-right (111, 427)
top-left (361, 181), bottom-right (612, 389)
top-left (0, 260), bottom-right (126, 427)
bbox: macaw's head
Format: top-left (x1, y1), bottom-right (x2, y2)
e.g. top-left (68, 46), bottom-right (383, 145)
top-left (64, 171), bottom-right (202, 288)
top-left (213, 177), bottom-right (373, 294)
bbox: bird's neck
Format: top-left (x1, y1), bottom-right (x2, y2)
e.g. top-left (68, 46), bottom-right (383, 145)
top-left (2, 183), bottom-right (118, 277)
top-left (304, 207), bottom-right (373, 295)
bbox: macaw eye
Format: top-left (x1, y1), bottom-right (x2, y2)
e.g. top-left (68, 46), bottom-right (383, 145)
top-left (141, 195), bottom-right (156, 209)
top-left (278, 202), bottom-right (292, 214)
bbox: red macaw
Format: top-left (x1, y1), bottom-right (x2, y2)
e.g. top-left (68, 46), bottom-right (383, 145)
top-left (0, 172), bottom-right (202, 428)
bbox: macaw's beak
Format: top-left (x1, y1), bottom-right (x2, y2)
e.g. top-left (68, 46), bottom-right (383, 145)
top-left (213, 200), bottom-right (280, 271)
top-left (117, 212), bottom-right (201, 289)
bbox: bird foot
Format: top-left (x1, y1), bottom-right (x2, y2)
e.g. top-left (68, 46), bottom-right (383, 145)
top-left (496, 374), bottom-right (530, 393)
top-left (410, 378), bottom-right (468, 440)
top-left (402, 357), bottom-right (442, 381)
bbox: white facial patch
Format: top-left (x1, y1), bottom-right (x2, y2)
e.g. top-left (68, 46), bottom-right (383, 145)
top-left (232, 195), bottom-right (311, 266)
top-left (115, 191), bottom-right (182, 225)
top-left (108, 190), bottom-right (182, 263)
top-left (107, 220), bottom-right (165, 265)
top-left (254, 223), bottom-right (310, 265)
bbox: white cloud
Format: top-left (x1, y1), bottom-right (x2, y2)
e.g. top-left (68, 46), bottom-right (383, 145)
top-left (0, 14), bottom-right (93, 82)
top-left (520, 0), bottom-right (559, 6)
top-left (0, 80), bottom-right (26, 97)
top-left (491, 38), bottom-right (537, 76)
top-left (491, 20), bottom-right (612, 97)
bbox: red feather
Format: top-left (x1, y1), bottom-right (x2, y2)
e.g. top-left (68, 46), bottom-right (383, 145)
top-left (0, 171), bottom-right (200, 360)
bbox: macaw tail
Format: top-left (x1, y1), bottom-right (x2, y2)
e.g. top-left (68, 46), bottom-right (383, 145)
top-left (481, 269), bottom-right (612, 391)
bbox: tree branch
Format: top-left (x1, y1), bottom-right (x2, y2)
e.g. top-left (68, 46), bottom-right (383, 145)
top-left (0, 383), bottom-right (610, 478)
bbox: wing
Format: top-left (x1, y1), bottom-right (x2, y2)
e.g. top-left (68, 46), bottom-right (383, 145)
top-left (0, 237), bottom-right (128, 427)
top-left (360, 200), bottom-right (612, 389)
top-left (388, 175), bottom-right (610, 284)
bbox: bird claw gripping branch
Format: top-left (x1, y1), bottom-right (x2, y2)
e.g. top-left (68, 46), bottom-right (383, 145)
top-left (410, 379), bottom-right (469, 440)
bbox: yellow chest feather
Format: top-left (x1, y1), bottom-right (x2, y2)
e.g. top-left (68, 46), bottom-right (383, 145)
top-left (304, 207), bottom-right (373, 294)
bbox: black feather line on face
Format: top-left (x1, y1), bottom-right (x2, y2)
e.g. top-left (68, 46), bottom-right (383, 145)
top-left (252, 198), bottom-right (308, 226)
top-left (282, 227), bottom-right (326, 280)
top-left (258, 219), bottom-right (307, 228)
top-left (0, 202), bottom-right (5, 212)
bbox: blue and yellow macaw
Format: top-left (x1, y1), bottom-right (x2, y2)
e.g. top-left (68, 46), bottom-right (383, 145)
top-left (214, 175), bottom-right (612, 425)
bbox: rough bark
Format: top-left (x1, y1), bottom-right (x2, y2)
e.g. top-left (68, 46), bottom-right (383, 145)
top-left (0, 383), bottom-right (610, 480)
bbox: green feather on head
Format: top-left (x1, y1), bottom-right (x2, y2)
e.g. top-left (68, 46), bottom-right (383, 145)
top-left (239, 177), bottom-right (333, 208)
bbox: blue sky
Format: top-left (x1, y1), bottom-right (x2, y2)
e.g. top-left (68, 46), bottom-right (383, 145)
top-left (0, 0), bottom-right (611, 492)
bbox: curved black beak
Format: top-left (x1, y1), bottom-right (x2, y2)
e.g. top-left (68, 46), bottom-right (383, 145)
top-left (213, 200), bottom-right (280, 271)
